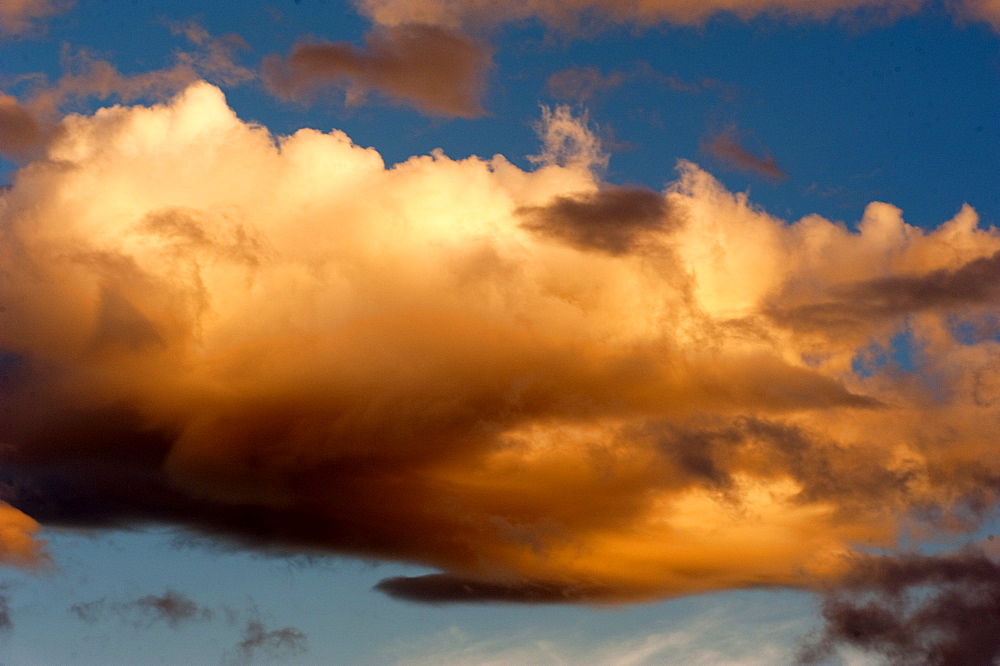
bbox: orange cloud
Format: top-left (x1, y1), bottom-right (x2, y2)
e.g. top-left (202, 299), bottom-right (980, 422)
top-left (262, 24), bottom-right (492, 117)
top-left (1, 84), bottom-right (1000, 599)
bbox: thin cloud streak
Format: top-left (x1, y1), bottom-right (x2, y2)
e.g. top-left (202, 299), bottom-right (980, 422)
top-left (703, 126), bottom-right (786, 182)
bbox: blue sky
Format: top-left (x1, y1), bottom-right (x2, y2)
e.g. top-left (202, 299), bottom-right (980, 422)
top-left (2, 0), bottom-right (1000, 663)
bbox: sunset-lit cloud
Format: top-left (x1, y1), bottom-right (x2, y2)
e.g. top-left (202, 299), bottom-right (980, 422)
top-left (1, 83), bottom-right (1000, 606)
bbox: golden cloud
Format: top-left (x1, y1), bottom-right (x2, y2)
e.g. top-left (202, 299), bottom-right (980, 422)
top-left (1, 84), bottom-right (999, 600)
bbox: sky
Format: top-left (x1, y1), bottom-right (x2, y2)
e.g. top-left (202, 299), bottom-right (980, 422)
top-left (1, 0), bottom-right (1000, 663)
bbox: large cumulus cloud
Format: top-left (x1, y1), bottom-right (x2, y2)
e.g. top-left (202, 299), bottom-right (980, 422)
top-left (2, 83), bottom-right (1000, 601)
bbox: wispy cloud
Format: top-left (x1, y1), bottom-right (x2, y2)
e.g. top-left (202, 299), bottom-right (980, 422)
top-left (703, 126), bottom-right (786, 182)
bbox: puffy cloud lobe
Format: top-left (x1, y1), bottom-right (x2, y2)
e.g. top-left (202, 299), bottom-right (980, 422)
top-left (2, 84), bottom-right (1000, 600)
top-left (262, 24), bottom-right (491, 117)
top-left (798, 544), bottom-right (1000, 665)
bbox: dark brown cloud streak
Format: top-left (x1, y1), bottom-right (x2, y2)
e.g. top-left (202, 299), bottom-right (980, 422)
top-left (2, 86), bottom-right (1000, 605)
top-left (704, 127), bottom-right (786, 182)
top-left (517, 185), bottom-right (672, 254)
top-left (262, 24), bottom-right (491, 117)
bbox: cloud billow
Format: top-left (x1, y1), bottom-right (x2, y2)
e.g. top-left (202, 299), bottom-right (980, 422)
top-left (1, 84), bottom-right (1000, 604)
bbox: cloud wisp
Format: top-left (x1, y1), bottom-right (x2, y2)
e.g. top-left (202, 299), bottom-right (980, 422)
top-left (70, 589), bottom-right (214, 629)
top-left (703, 126), bottom-right (786, 182)
top-left (1, 84), bottom-right (1000, 602)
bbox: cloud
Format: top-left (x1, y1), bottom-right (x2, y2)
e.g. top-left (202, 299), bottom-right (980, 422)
top-left (703, 126), bottom-right (786, 182)
top-left (951, 0), bottom-right (1000, 30)
top-left (0, 94), bottom-right (46, 162)
top-left (70, 589), bottom-right (213, 628)
top-left (262, 24), bottom-right (491, 117)
top-left (0, 0), bottom-right (70, 35)
top-left (0, 503), bottom-right (49, 569)
top-left (798, 543), bottom-right (1000, 665)
top-left (3, 83), bottom-right (1000, 602)
top-left (375, 573), bottom-right (608, 603)
top-left (517, 185), bottom-right (672, 255)
top-left (230, 620), bottom-right (308, 663)
top-left (354, 0), bottom-right (927, 31)
top-left (0, 23), bottom-right (252, 161)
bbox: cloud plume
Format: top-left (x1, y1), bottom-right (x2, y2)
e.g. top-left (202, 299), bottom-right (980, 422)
top-left (2, 84), bottom-right (1000, 602)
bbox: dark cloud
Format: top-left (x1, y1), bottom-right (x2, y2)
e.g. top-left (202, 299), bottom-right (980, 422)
top-left (262, 24), bottom-right (492, 117)
top-left (703, 126), bottom-right (786, 182)
top-left (232, 620), bottom-right (307, 663)
top-left (375, 573), bottom-right (609, 603)
top-left (798, 544), bottom-right (1000, 665)
top-left (772, 250), bottom-right (1000, 332)
top-left (70, 589), bottom-right (213, 628)
top-left (517, 186), bottom-right (672, 254)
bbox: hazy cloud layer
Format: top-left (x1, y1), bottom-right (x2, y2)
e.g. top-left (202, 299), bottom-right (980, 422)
top-left (354, 0), bottom-right (1000, 31)
top-left (262, 24), bottom-right (491, 117)
top-left (2, 84), bottom-right (1000, 601)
